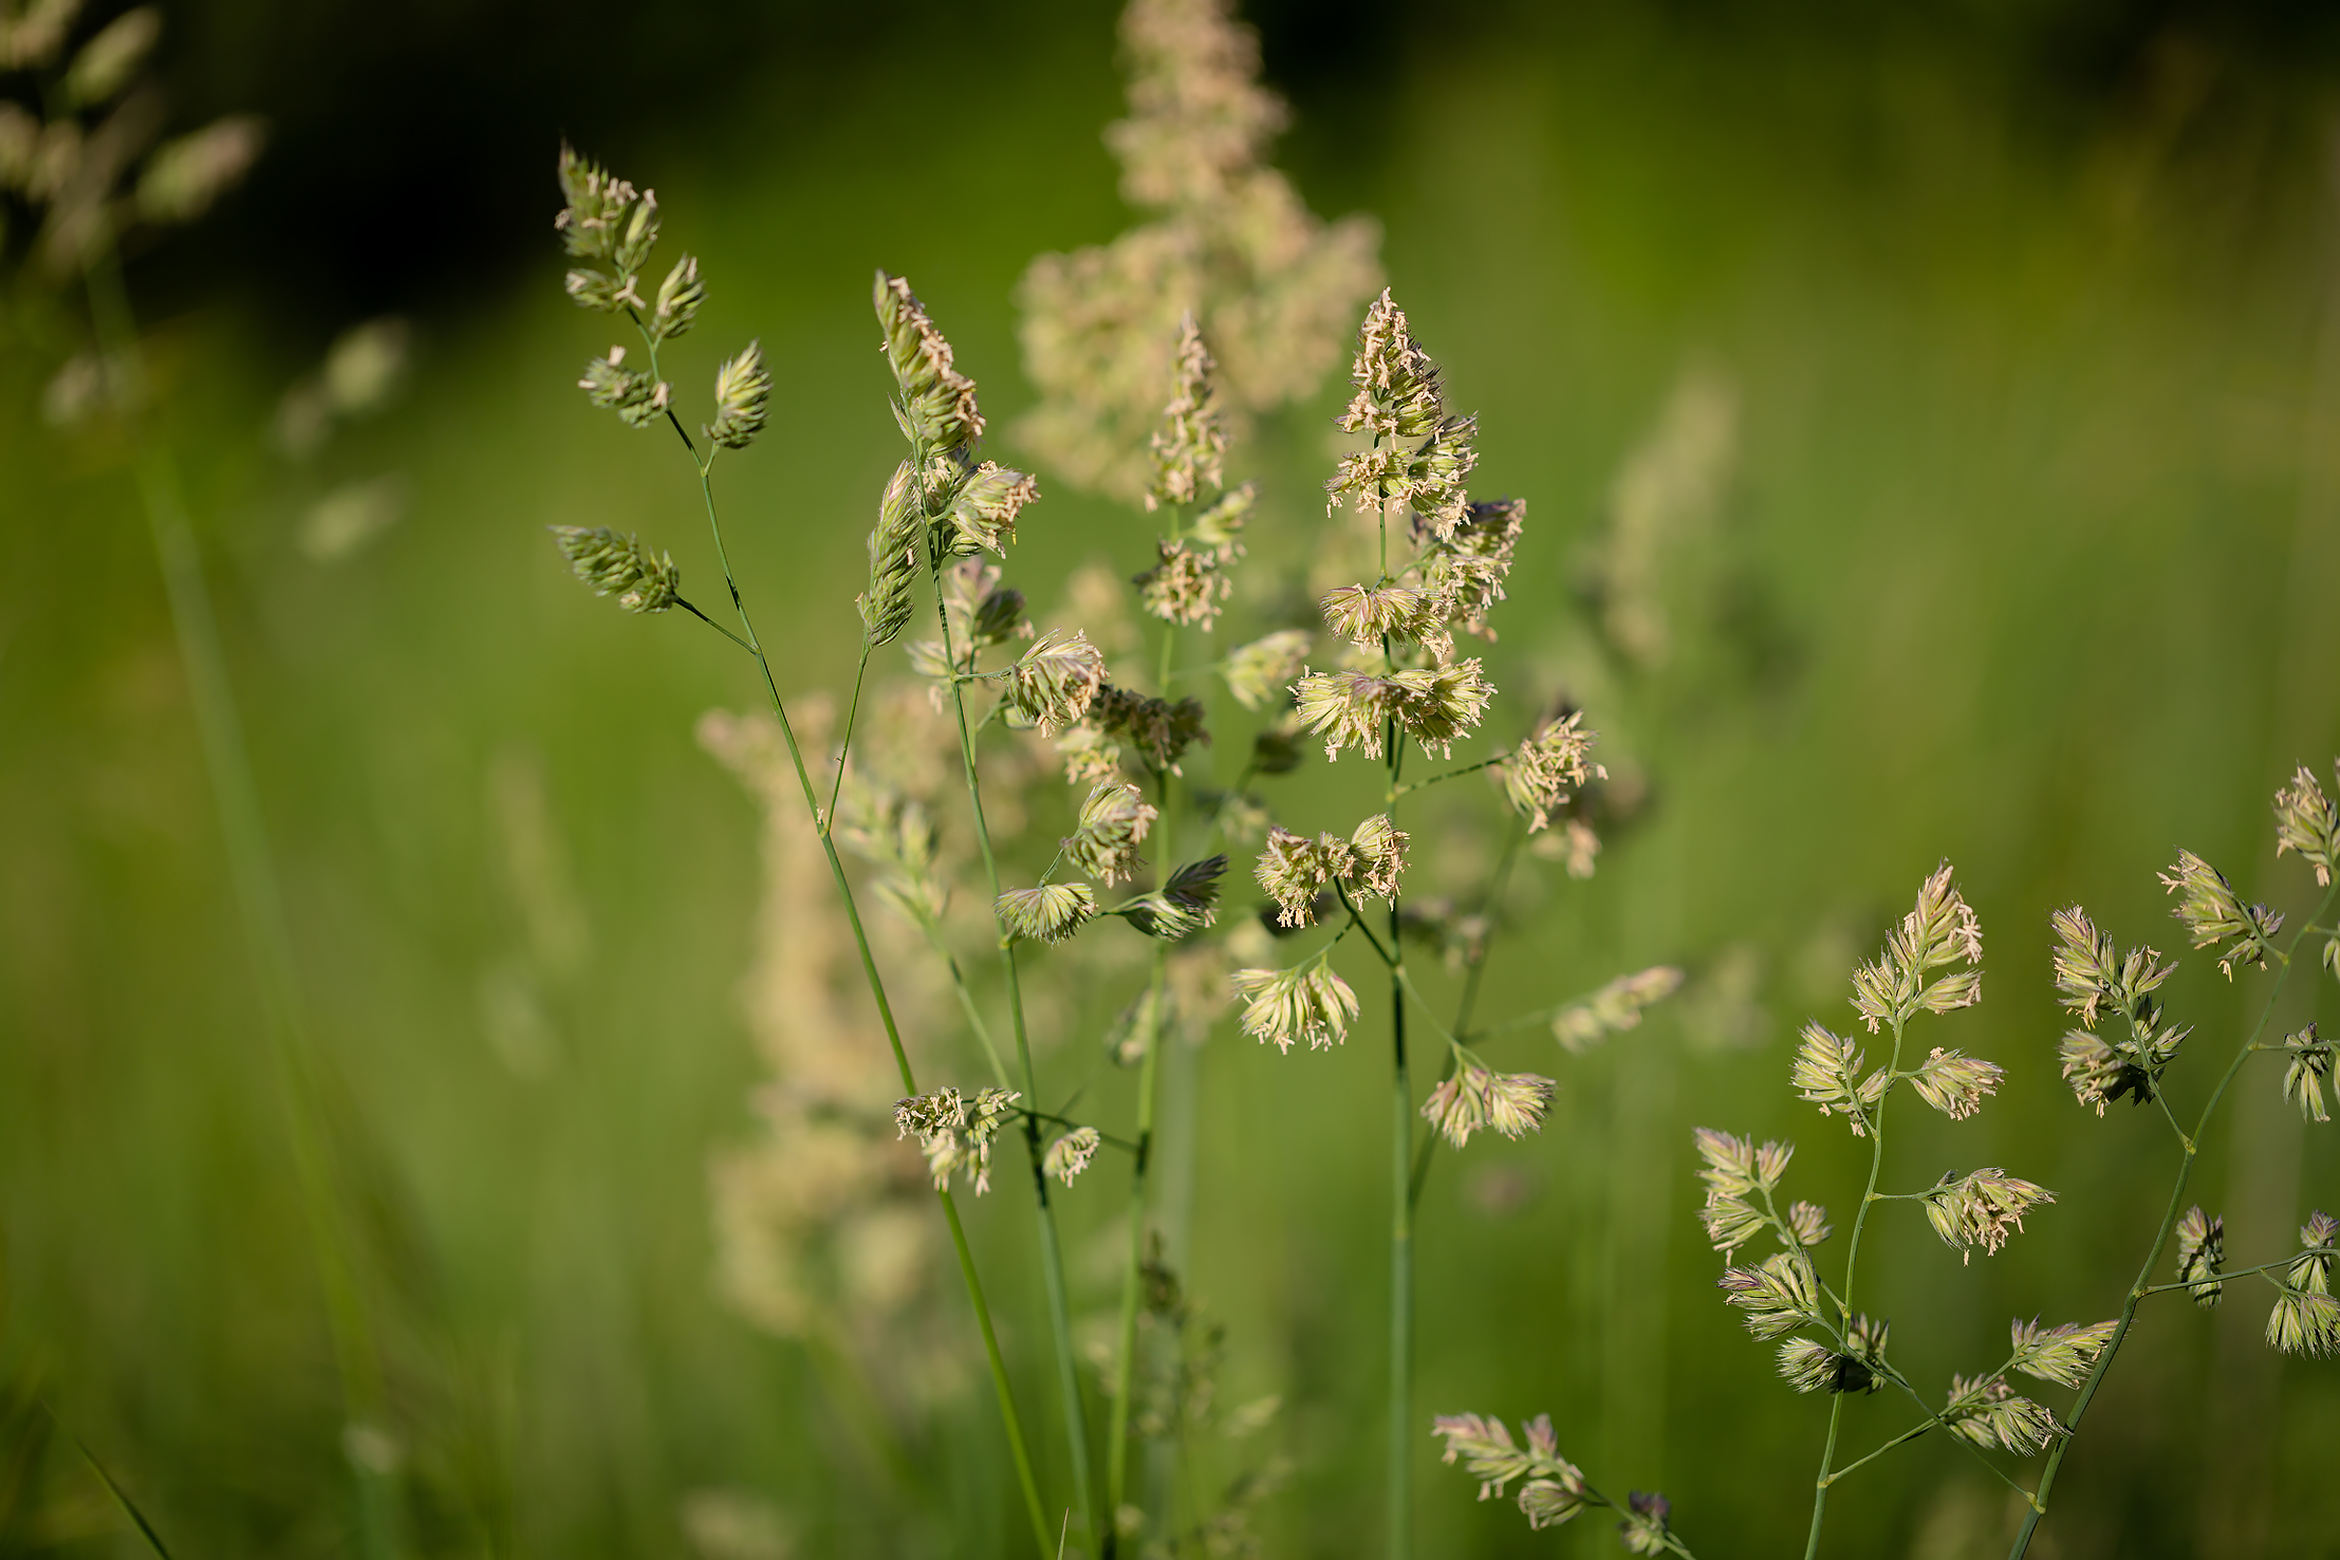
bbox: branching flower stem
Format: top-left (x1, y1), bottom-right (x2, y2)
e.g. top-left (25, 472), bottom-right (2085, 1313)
top-left (1386, 714), bottom-right (1414, 1560)
top-left (927, 527), bottom-right (1099, 1555)
top-left (628, 317), bottom-right (1049, 1554)
top-left (83, 248), bottom-right (405, 1560)
top-left (1806, 1012), bottom-right (1907, 1560)
top-left (1407, 814), bottom-right (1530, 1212)
top-left (1391, 752), bottom-right (1507, 798)
top-left (2006, 883), bottom-right (2340, 1560)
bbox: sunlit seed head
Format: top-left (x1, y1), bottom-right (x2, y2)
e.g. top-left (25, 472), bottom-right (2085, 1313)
top-left (1499, 711), bottom-right (1600, 834)
top-left (549, 525), bottom-right (679, 614)
top-left (1220, 628), bottom-right (1311, 712)
top-left (1923, 1168), bottom-right (2054, 1263)
top-left (1044, 1126), bottom-right (1101, 1187)
top-left (2274, 762), bottom-right (2340, 887)
top-left (1004, 630), bottom-right (1108, 736)
top-left (996, 882), bottom-right (1098, 944)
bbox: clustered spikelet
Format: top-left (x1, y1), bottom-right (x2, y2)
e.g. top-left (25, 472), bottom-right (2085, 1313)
top-left (1923, 1168), bottom-right (2054, 1263)
top-left (1908, 1046), bottom-right (2004, 1121)
top-left (1717, 1252), bottom-right (1822, 1338)
top-left (996, 882), bottom-right (1099, 945)
top-left (1418, 498), bottom-right (1525, 643)
top-left (2269, 1211), bottom-right (2340, 1358)
top-left (650, 253), bottom-right (703, 343)
top-left (1617, 1491), bottom-right (1675, 1556)
top-left (857, 462), bottom-right (926, 648)
top-left (1014, 0), bottom-right (1380, 501)
top-left (1004, 630), bottom-right (1107, 735)
top-left (1251, 816), bottom-right (1407, 927)
top-left (1692, 1128), bottom-right (1792, 1257)
top-left (1086, 683), bottom-right (1211, 773)
top-left (2274, 762), bottom-right (2340, 886)
top-left (1291, 661), bottom-right (1496, 762)
top-left (2284, 1024), bottom-right (2334, 1124)
top-left (1500, 712), bottom-right (1601, 834)
top-left (1329, 290), bottom-right (1478, 538)
top-left (1118, 855), bottom-right (1227, 941)
top-left (1553, 966), bottom-right (1683, 1054)
top-left (1148, 313), bottom-right (1224, 509)
top-left (1062, 780), bottom-right (1159, 887)
top-left (578, 344), bottom-right (668, 428)
top-left (1429, 1414), bottom-right (1589, 1530)
top-left (559, 143), bottom-right (659, 310)
top-left (1942, 1375), bottom-right (2063, 1455)
top-left (894, 1086), bottom-right (1020, 1195)
top-left (1230, 958), bottom-right (1357, 1052)
top-left (1319, 583), bottom-right (1448, 662)
top-left (1790, 1021), bottom-right (1885, 1133)
top-left (1849, 862), bottom-right (1984, 1034)
top-left (1419, 1052), bottom-right (1555, 1149)
top-left (1220, 629), bottom-right (1310, 711)
top-left (2158, 847), bottom-right (2282, 977)
top-left (1044, 1126), bottom-right (1101, 1187)
top-left (2008, 1318), bottom-right (2118, 1390)
top-left (705, 339), bottom-right (770, 450)
top-left (875, 271), bottom-right (983, 456)
top-left (2175, 1206), bottom-right (2224, 1309)
top-left (549, 525), bottom-right (679, 614)
top-left (2045, 903), bottom-right (2188, 1114)
top-left (1134, 539), bottom-right (1229, 628)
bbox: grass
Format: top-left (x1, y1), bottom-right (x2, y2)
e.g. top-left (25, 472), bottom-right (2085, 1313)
top-left (4, 6), bottom-right (2340, 1558)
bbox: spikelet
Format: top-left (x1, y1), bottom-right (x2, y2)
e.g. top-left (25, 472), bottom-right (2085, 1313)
top-left (1942, 1375), bottom-right (2063, 1455)
top-left (2284, 1024), bottom-right (2334, 1124)
top-left (2008, 1318), bottom-right (2118, 1389)
top-left (2274, 762), bottom-right (2340, 886)
top-left (1499, 711), bottom-right (1601, 833)
top-left (996, 882), bottom-right (1098, 944)
top-left (1923, 1169), bottom-right (2054, 1263)
top-left (577, 344), bottom-right (668, 428)
top-left (2175, 1206), bottom-right (2224, 1309)
top-left (2159, 848), bottom-right (2282, 977)
top-left (548, 525), bottom-right (679, 614)
top-left (1616, 1491), bottom-right (1674, 1556)
top-left (1231, 960), bottom-right (1357, 1052)
top-left (1220, 629), bottom-right (1310, 711)
top-left (1120, 855), bottom-right (1227, 941)
top-left (1430, 1412), bottom-right (1585, 1525)
top-left (1716, 1252), bottom-right (1822, 1339)
top-left (858, 462), bottom-right (926, 648)
top-left (1420, 1053), bottom-right (1554, 1149)
top-left (875, 271), bottom-right (983, 455)
top-left (705, 340), bottom-right (771, 450)
top-left (1133, 539), bottom-right (1228, 628)
top-left (1003, 631), bottom-right (1107, 735)
top-left (1044, 1126), bottom-right (1101, 1187)
top-left (1908, 1046), bottom-right (2004, 1121)
top-left (1552, 967), bottom-right (1683, 1053)
top-left (1061, 780), bottom-right (1158, 887)
top-left (1148, 312), bottom-right (1224, 509)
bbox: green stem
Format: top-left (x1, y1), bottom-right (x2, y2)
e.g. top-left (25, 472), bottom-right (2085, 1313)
top-left (828, 642), bottom-right (874, 827)
top-left (1105, 585), bottom-right (1180, 1554)
top-left (1806, 1013), bottom-right (1905, 1560)
top-left (1390, 752), bottom-right (1507, 798)
top-left (930, 539), bottom-right (1097, 1554)
top-left (83, 250), bottom-right (403, 1559)
top-left (1409, 813), bottom-right (1529, 1211)
top-left (1821, 1420), bottom-right (1934, 1487)
top-left (1386, 724), bottom-right (1412, 1560)
top-left (1104, 943), bottom-right (1167, 1555)
top-left (939, 1188), bottom-right (1053, 1556)
top-left (2007, 885), bottom-right (2339, 1560)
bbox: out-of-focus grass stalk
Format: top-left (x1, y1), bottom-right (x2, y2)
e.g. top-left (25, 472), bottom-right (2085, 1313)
top-left (626, 323), bottom-right (1052, 1557)
top-left (1103, 525), bottom-right (1191, 1554)
top-left (925, 522), bottom-right (1098, 1554)
top-left (2007, 884), bottom-right (2339, 1560)
top-left (81, 247), bottom-right (407, 1560)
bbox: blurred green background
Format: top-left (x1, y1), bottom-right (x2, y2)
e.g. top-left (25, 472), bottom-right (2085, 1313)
top-left (9, 1), bottom-right (2340, 1557)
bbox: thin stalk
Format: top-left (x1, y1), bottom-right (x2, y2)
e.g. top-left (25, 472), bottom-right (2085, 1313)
top-left (1407, 814), bottom-right (1529, 1212)
top-left (1821, 1421), bottom-right (1934, 1488)
top-left (49, 1403), bottom-right (176, 1560)
top-left (1391, 753), bottom-right (1507, 798)
top-left (929, 545), bottom-right (1098, 1553)
top-left (82, 251), bottom-right (403, 1560)
top-left (2007, 887), bottom-right (2338, 1560)
top-left (1104, 944), bottom-right (1167, 1555)
top-left (1105, 588), bottom-right (1182, 1557)
top-left (940, 1187), bottom-right (1053, 1555)
top-left (827, 642), bottom-right (875, 826)
top-left (1806, 1014), bottom-right (1907, 1560)
top-left (1386, 721), bottom-right (1412, 1560)
top-left (638, 376), bottom-right (1049, 1557)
